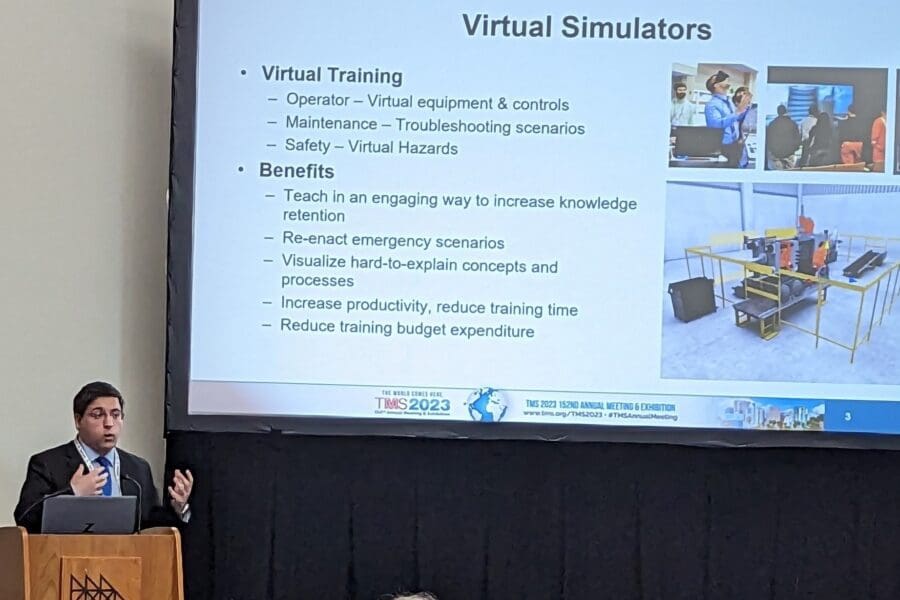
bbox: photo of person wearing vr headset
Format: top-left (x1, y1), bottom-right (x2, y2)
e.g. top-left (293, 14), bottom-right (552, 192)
top-left (704, 70), bottom-right (753, 168)
top-left (669, 63), bottom-right (757, 169)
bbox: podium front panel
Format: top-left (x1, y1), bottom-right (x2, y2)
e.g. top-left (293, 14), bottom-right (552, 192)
top-left (28, 533), bottom-right (181, 600)
top-left (61, 556), bottom-right (142, 599)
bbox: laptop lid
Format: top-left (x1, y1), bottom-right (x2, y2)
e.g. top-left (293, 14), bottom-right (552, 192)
top-left (674, 126), bottom-right (723, 157)
top-left (41, 496), bottom-right (137, 534)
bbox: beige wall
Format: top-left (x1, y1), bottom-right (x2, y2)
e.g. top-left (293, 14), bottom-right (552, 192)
top-left (0, 2), bottom-right (174, 523)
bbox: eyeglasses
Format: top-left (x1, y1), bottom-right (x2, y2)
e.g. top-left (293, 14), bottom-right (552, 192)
top-left (85, 409), bottom-right (124, 421)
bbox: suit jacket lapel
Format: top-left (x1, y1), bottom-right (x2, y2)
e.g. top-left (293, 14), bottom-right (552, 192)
top-left (63, 441), bottom-right (84, 479)
top-left (117, 450), bottom-right (138, 492)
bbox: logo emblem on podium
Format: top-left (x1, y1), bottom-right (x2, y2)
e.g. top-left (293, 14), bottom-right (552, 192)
top-left (69, 573), bottom-right (125, 600)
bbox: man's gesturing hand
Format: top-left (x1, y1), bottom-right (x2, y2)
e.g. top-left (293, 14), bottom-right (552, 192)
top-left (70, 465), bottom-right (108, 496)
top-left (168, 469), bottom-right (194, 514)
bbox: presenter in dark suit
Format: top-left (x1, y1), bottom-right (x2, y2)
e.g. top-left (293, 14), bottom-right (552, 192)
top-left (13, 381), bottom-right (194, 533)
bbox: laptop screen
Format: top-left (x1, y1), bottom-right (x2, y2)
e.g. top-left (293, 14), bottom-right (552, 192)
top-left (41, 496), bottom-right (137, 534)
top-left (673, 126), bottom-right (723, 157)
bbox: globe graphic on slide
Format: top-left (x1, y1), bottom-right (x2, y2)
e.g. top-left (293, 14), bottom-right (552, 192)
top-left (467, 388), bottom-right (508, 422)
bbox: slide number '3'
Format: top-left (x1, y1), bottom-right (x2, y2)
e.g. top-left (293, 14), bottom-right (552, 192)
top-left (844, 412), bottom-right (852, 422)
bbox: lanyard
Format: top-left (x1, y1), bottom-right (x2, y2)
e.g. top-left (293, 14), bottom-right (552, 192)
top-left (73, 438), bottom-right (121, 484)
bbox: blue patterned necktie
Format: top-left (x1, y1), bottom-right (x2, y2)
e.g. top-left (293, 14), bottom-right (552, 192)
top-left (96, 456), bottom-right (113, 496)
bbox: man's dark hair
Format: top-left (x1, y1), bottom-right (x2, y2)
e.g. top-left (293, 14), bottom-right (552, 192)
top-left (808, 105), bottom-right (820, 117)
top-left (673, 82), bottom-right (687, 92)
top-left (73, 381), bottom-right (125, 416)
top-left (777, 104), bottom-right (788, 116)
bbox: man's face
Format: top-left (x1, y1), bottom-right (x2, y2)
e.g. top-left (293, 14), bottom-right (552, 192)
top-left (714, 80), bottom-right (731, 95)
top-left (75, 396), bottom-right (124, 453)
top-left (675, 86), bottom-right (687, 100)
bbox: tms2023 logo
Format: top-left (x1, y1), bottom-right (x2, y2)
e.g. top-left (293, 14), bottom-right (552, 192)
top-left (376, 395), bottom-right (451, 413)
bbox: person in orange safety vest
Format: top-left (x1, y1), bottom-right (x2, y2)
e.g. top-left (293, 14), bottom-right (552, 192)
top-left (812, 240), bottom-right (830, 277)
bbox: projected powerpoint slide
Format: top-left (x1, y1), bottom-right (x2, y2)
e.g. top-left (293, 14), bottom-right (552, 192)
top-left (181, 0), bottom-right (900, 436)
top-left (661, 181), bottom-right (900, 386)
top-left (669, 63), bottom-right (758, 170)
top-left (764, 66), bottom-right (887, 173)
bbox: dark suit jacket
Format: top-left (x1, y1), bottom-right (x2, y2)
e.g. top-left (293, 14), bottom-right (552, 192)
top-left (13, 441), bottom-right (182, 533)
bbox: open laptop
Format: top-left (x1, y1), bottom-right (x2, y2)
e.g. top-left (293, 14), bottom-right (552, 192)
top-left (41, 496), bottom-right (137, 534)
top-left (673, 126), bottom-right (723, 158)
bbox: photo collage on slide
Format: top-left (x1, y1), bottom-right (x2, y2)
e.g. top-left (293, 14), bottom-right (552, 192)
top-left (663, 64), bottom-right (900, 426)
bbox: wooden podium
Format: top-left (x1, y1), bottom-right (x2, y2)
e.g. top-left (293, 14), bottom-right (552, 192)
top-left (0, 526), bottom-right (183, 600)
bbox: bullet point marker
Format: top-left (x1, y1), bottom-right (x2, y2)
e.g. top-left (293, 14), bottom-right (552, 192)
top-left (240, 69), bottom-right (247, 75)
top-left (238, 166), bottom-right (244, 172)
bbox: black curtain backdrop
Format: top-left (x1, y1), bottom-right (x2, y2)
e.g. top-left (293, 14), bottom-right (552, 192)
top-left (166, 432), bottom-right (900, 600)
